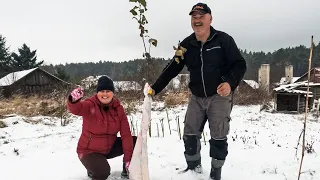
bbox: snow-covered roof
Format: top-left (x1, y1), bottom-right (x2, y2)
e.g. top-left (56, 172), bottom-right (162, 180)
top-left (273, 80), bottom-right (320, 95)
top-left (279, 77), bottom-right (299, 85)
top-left (114, 81), bottom-right (141, 91)
top-left (81, 75), bottom-right (104, 82)
top-left (81, 75), bottom-right (141, 91)
top-left (0, 68), bottom-right (38, 86)
top-left (167, 74), bottom-right (189, 90)
top-left (81, 75), bottom-right (110, 89)
top-left (292, 77), bottom-right (299, 83)
top-left (243, 80), bottom-right (259, 89)
top-left (293, 67), bottom-right (320, 83)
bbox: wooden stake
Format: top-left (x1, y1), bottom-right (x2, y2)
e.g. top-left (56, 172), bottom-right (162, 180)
top-left (166, 108), bottom-right (172, 135)
top-left (202, 131), bottom-right (206, 145)
top-left (156, 123), bottom-right (160, 137)
top-left (177, 116), bottom-right (181, 140)
top-left (298, 35), bottom-right (314, 180)
top-left (131, 118), bottom-right (135, 136)
top-left (160, 118), bottom-right (165, 137)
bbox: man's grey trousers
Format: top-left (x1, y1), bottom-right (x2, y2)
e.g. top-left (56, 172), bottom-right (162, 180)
top-left (183, 93), bottom-right (233, 168)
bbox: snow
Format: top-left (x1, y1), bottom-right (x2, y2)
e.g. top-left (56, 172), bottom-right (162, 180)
top-left (279, 77), bottom-right (300, 85)
top-left (1, 104), bottom-right (320, 180)
top-left (0, 68), bottom-right (37, 86)
top-left (243, 80), bottom-right (259, 89)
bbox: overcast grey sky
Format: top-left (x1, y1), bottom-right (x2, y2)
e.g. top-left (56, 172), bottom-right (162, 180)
top-left (1, 0), bottom-right (319, 65)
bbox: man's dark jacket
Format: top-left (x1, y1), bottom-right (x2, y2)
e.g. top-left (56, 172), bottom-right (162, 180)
top-left (151, 26), bottom-right (247, 97)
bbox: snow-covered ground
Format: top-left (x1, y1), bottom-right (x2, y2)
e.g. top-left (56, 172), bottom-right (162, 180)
top-left (0, 103), bottom-right (319, 180)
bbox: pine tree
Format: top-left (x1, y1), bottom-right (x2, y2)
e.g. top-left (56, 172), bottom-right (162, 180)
top-left (54, 67), bottom-right (70, 82)
top-left (0, 35), bottom-right (12, 78)
top-left (11, 43), bottom-right (43, 71)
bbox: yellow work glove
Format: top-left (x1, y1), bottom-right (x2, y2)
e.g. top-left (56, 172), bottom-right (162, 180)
top-left (173, 41), bottom-right (187, 64)
top-left (147, 88), bottom-right (155, 96)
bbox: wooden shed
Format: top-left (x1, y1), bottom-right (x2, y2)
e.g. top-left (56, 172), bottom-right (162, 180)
top-left (272, 67), bottom-right (320, 113)
top-left (0, 67), bottom-right (71, 97)
top-left (293, 67), bottom-right (320, 100)
top-left (273, 81), bottom-right (314, 113)
top-left (274, 91), bottom-right (312, 113)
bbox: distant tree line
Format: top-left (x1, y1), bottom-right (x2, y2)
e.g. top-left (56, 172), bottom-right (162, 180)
top-left (1, 33), bottom-right (320, 86)
top-left (241, 42), bottom-right (320, 83)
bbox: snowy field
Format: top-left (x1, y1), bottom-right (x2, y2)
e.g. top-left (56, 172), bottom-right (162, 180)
top-left (0, 103), bottom-right (320, 180)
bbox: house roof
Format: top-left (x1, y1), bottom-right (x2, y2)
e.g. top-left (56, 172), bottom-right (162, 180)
top-left (294, 67), bottom-right (320, 83)
top-left (0, 67), bottom-right (70, 87)
top-left (0, 67), bottom-right (38, 86)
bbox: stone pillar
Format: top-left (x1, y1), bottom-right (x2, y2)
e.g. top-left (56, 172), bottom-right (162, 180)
top-left (285, 65), bottom-right (293, 84)
top-left (258, 64), bottom-right (270, 92)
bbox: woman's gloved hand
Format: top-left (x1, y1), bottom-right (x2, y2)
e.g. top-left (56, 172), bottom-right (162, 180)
top-left (70, 87), bottom-right (83, 102)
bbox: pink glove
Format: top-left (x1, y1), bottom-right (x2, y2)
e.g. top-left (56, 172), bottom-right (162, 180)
top-left (71, 87), bottom-right (83, 102)
top-left (125, 161), bottom-right (130, 172)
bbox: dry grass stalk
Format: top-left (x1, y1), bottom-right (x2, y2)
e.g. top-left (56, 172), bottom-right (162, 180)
top-left (0, 95), bottom-right (62, 117)
top-left (164, 91), bottom-right (189, 108)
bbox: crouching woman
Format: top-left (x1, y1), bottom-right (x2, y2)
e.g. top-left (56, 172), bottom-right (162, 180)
top-left (67, 76), bottom-right (136, 180)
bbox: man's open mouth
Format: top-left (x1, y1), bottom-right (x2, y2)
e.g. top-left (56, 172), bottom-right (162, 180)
top-left (194, 22), bottom-right (203, 27)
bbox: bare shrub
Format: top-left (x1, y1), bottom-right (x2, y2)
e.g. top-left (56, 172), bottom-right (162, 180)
top-left (0, 95), bottom-right (41, 116)
top-left (305, 141), bottom-right (315, 154)
top-left (0, 120), bottom-right (7, 128)
top-left (50, 87), bottom-right (72, 126)
top-left (0, 88), bottom-right (4, 100)
top-left (39, 101), bottom-right (52, 116)
top-left (0, 87), bottom-right (72, 121)
top-left (151, 90), bottom-right (168, 102)
top-left (116, 90), bottom-right (142, 115)
top-left (82, 85), bottom-right (96, 99)
top-left (164, 91), bottom-right (189, 108)
top-left (233, 87), bottom-right (272, 105)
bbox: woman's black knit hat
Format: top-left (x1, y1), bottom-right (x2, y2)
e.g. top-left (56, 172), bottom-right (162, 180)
top-left (96, 76), bottom-right (114, 92)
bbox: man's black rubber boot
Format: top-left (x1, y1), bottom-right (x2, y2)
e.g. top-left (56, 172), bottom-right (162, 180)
top-left (210, 167), bottom-right (222, 180)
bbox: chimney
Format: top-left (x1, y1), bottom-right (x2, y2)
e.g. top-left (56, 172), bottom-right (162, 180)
top-left (285, 65), bottom-right (293, 84)
top-left (258, 64), bottom-right (270, 92)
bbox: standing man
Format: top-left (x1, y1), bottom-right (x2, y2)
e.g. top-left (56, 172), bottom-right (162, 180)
top-left (148, 3), bottom-right (246, 180)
